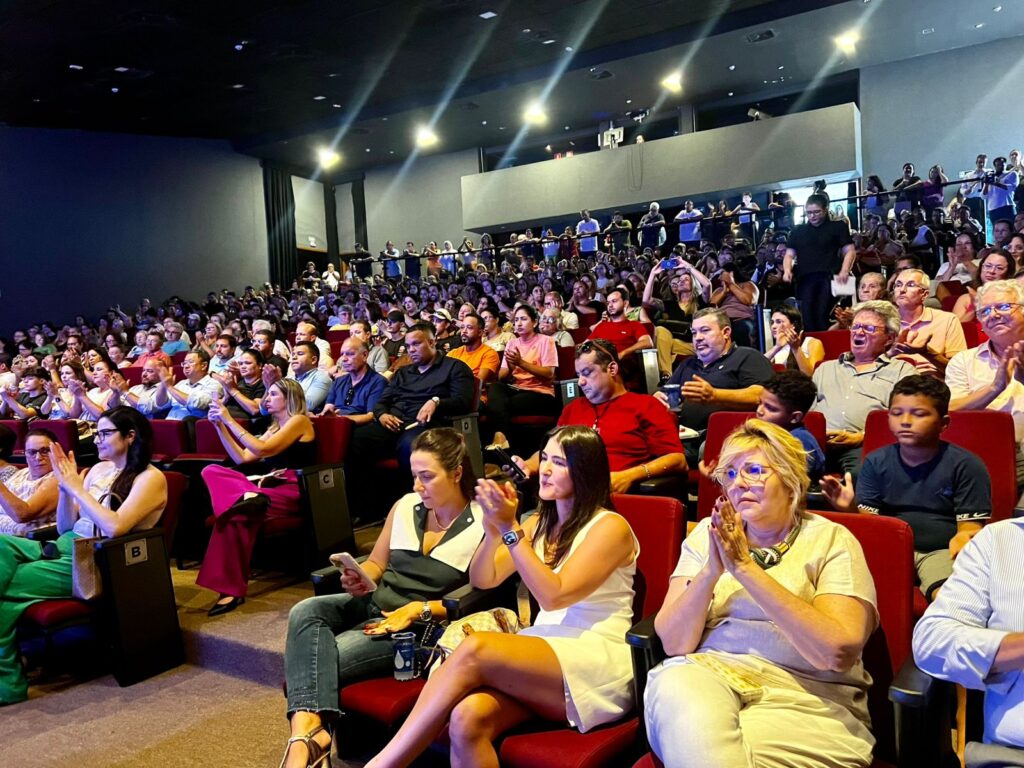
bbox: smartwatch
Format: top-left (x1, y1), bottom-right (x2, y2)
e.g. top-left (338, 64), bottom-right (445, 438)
top-left (501, 528), bottom-right (526, 548)
top-left (420, 601), bottom-right (432, 622)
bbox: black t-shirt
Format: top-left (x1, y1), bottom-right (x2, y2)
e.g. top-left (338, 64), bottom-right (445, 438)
top-left (666, 345), bottom-right (775, 430)
top-left (856, 443), bottom-right (991, 553)
top-left (786, 220), bottom-right (853, 278)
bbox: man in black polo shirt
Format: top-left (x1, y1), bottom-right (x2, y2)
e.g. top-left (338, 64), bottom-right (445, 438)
top-left (657, 308), bottom-right (774, 462)
top-left (783, 193), bottom-right (856, 331)
top-left (347, 323), bottom-right (475, 517)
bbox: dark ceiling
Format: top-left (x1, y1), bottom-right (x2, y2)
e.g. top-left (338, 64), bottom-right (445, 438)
top-left (3, 0), bottom-right (1022, 174)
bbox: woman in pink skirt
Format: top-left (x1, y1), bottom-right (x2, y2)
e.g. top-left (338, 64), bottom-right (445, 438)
top-left (197, 378), bottom-right (316, 617)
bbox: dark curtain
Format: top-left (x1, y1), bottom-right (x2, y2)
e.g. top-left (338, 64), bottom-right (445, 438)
top-left (262, 165), bottom-right (297, 288)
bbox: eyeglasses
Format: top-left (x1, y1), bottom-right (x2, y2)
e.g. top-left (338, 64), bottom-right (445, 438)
top-left (977, 302), bottom-right (1024, 320)
top-left (850, 323), bottom-right (884, 334)
top-left (893, 281), bottom-right (924, 291)
top-left (344, 385), bottom-right (357, 407)
top-left (95, 428), bottom-right (120, 442)
top-left (717, 462), bottom-right (774, 488)
top-left (25, 448), bottom-right (51, 458)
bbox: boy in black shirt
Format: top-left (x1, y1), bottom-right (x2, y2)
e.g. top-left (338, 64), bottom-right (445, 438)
top-left (821, 375), bottom-right (990, 599)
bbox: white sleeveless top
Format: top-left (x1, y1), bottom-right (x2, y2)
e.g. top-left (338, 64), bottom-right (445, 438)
top-left (71, 462), bottom-right (121, 537)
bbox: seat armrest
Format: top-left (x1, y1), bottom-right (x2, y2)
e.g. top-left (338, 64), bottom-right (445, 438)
top-left (26, 523), bottom-right (59, 541)
top-left (311, 565), bottom-right (342, 595)
top-left (632, 474), bottom-right (687, 499)
top-left (94, 527), bottom-right (165, 551)
top-left (627, 613), bottom-right (666, 756)
top-left (442, 578), bottom-right (518, 620)
top-left (889, 657), bottom-right (946, 709)
top-left (626, 614), bottom-right (660, 650)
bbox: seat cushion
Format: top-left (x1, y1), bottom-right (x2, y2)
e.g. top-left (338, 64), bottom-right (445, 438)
top-left (340, 677), bottom-right (426, 727)
top-left (21, 598), bottom-right (94, 627)
top-left (499, 718), bottom-right (638, 768)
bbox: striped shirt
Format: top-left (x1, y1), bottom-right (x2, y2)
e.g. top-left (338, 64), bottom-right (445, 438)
top-left (912, 519), bottom-right (1024, 748)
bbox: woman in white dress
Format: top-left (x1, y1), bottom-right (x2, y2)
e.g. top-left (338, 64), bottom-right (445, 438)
top-left (367, 425), bottom-right (638, 768)
top-left (765, 305), bottom-right (825, 376)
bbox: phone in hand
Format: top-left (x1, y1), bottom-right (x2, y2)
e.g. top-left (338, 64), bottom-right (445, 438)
top-left (659, 258), bottom-right (681, 270)
top-left (492, 445), bottom-right (527, 482)
top-left (329, 552), bottom-right (377, 593)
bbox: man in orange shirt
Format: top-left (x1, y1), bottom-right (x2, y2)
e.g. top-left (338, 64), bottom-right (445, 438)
top-left (447, 313), bottom-right (500, 394)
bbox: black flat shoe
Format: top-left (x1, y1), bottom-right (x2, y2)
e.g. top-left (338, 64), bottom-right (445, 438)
top-left (207, 596), bottom-right (245, 617)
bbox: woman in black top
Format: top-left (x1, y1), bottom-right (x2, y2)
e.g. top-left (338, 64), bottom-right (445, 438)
top-left (212, 347), bottom-right (266, 420)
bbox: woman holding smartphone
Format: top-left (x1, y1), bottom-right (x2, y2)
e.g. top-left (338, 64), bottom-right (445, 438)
top-left (366, 426), bottom-right (638, 768)
top-left (279, 429), bottom-right (485, 768)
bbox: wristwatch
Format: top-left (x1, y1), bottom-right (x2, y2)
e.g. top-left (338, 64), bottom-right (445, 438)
top-left (420, 601), bottom-right (432, 622)
top-left (501, 527), bottom-right (526, 548)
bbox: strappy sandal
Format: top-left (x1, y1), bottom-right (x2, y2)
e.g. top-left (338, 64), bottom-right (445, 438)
top-left (278, 725), bottom-right (332, 768)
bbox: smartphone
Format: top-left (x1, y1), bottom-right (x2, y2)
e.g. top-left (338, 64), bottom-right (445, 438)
top-left (659, 258), bottom-right (681, 270)
top-left (492, 445), bottom-right (528, 482)
top-left (329, 552), bottom-right (377, 593)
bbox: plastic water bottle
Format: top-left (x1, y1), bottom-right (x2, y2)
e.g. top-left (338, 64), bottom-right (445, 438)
top-left (393, 631), bottom-right (416, 681)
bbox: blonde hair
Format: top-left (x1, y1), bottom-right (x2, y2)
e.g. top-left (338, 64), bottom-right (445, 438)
top-left (713, 419), bottom-right (810, 522)
top-left (272, 378), bottom-right (308, 417)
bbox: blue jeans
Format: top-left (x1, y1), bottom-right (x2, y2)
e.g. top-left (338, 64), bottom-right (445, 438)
top-left (284, 592), bottom-right (395, 716)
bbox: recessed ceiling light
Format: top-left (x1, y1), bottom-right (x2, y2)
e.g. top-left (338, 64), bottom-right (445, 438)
top-left (565, 46), bottom-right (573, 52)
top-left (542, 39), bottom-right (556, 45)
top-left (232, 83), bottom-right (245, 89)
top-left (332, 103), bottom-right (341, 108)
top-left (522, 28), bottom-right (531, 33)
top-left (523, 101), bottom-right (547, 125)
top-left (922, 27), bottom-right (935, 35)
top-left (763, 79), bottom-right (768, 84)
top-left (32, 98), bottom-right (40, 103)
top-left (110, 87), bottom-right (119, 93)
top-left (777, 65), bottom-right (785, 70)
top-left (234, 44), bottom-right (244, 51)
top-left (382, 117), bottom-right (388, 121)
top-left (660, 71), bottom-right (683, 94)
top-left (728, 64), bottom-right (736, 71)
top-left (481, 120), bottom-right (488, 125)
top-left (498, 126), bottom-right (506, 131)
top-left (389, 150), bottom-right (395, 155)
top-left (328, 73), bottom-right (341, 78)
top-left (317, 148), bottom-right (340, 168)
top-left (975, 22), bottom-right (985, 28)
top-left (365, 148), bottom-right (371, 153)
top-left (479, 11), bottom-right (497, 19)
top-left (313, 95), bottom-right (326, 101)
top-left (68, 64), bottom-right (84, 71)
top-left (994, 5), bottom-right (1003, 11)
top-left (114, 66), bottom-right (129, 73)
top-left (564, 125), bottom-right (570, 130)
top-left (835, 30), bottom-right (860, 52)
top-left (728, 91), bottom-right (734, 96)
top-left (626, 98), bottom-right (632, 104)
top-left (545, 144), bottom-right (552, 152)
top-left (415, 125), bottom-right (439, 148)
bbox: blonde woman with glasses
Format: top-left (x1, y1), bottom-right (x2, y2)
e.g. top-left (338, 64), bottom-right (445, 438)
top-left (646, 419), bottom-right (879, 768)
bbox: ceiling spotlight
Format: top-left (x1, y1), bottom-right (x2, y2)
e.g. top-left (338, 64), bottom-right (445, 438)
top-left (660, 71), bottom-right (683, 94)
top-left (68, 64), bottom-right (84, 71)
top-left (748, 107), bottom-right (773, 120)
top-left (545, 145), bottom-right (552, 152)
top-left (921, 27), bottom-right (935, 34)
top-left (777, 65), bottom-right (785, 70)
top-left (835, 30), bottom-right (860, 53)
top-left (975, 22), bottom-right (985, 28)
top-left (564, 125), bottom-right (570, 130)
top-left (565, 46), bottom-right (573, 52)
top-left (728, 91), bottom-right (734, 96)
top-left (389, 150), bottom-right (395, 155)
top-left (522, 28), bottom-right (531, 33)
top-left (110, 87), bottom-right (119, 93)
top-left (542, 39), bottom-right (556, 45)
top-left (479, 11), bottom-right (497, 19)
top-left (415, 125), bottom-right (439, 148)
top-left (481, 120), bottom-right (488, 125)
top-left (498, 126), bottom-right (506, 131)
top-left (728, 64), bottom-right (736, 71)
top-left (626, 98), bottom-right (632, 104)
top-left (994, 5), bottom-right (1003, 11)
top-left (313, 95), bottom-right (326, 101)
top-left (114, 66), bottom-right (130, 73)
top-left (332, 103), bottom-right (341, 108)
top-left (317, 148), bottom-right (341, 168)
top-left (365, 148), bottom-right (371, 153)
top-left (523, 101), bottom-right (547, 125)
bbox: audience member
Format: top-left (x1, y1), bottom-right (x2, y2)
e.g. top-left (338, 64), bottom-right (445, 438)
top-left (543, 291), bottom-right (579, 330)
top-left (888, 269), bottom-right (966, 375)
top-left (0, 407), bottom-right (167, 705)
top-left (294, 321), bottom-right (333, 371)
top-left (0, 366), bottom-right (47, 419)
top-left (539, 308), bottom-right (575, 348)
top-left (154, 349), bottom-right (220, 420)
top-left (114, 358), bottom-right (170, 418)
top-left (69, 359), bottom-right (118, 423)
top-left (647, 420), bottom-right (877, 768)
top-left (208, 334), bottom-right (238, 376)
top-left (431, 309), bottom-right (462, 355)
top-left (447, 313), bottom-right (500, 388)
top-left (288, 342), bottom-right (332, 413)
top-left (0, 428), bottom-right (59, 536)
top-left (754, 370), bottom-right (826, 478)
top-left (811, 300), bottom-right (915, 475)
top-left (162, 322), bottom-right (190, 356)
top-left (913, 518), bottom-right (1024, 763)
top-left (783, 193), bottom-right (856, 331)
top-left (196, 379), bottom-right (316, 616)
top-left (587, 285), bottom-right (653, 361)
top-left (321, 337), bottom-right (388, 423)
top-left (765, 306), bottom-right (825, 375)
top-left (822, 375), bottom-right (990, 599)
top-left (576, 209), bottom-right (600, 258)
top-left (367, 426), bottom-right (637, 767)
top-left (952, 249), bottom-right (1014, 324)
top-left (280, 429), bottom-right (485, 768)
top-left (213, 347), bottom-right (267, 419)
top-left (132, 329), bottom-right (172, 369)
top-left (346, 320), bottom-right (389, 374)
top-left (645, 259), bottom-right (710, 374)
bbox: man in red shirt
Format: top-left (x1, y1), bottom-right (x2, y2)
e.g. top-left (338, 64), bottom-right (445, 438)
top-left (587, 286), bottom-right (653, 357)
top-left (509, 339), bottom-right (686, 492)
top-left (132, 328), bottom-right (173, 369)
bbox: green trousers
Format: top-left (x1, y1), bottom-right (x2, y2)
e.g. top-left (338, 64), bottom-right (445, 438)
top-left (0, 531), bottom-right (75, 704)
